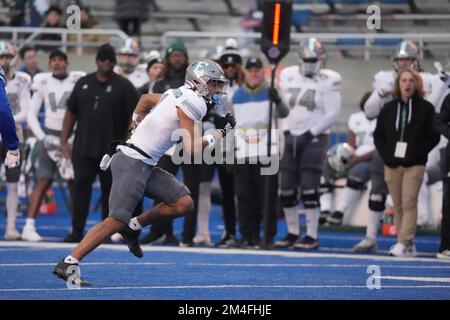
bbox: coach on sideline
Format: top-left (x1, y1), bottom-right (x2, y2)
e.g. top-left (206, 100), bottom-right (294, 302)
top-left (60, 44), bottom-right (138, 242)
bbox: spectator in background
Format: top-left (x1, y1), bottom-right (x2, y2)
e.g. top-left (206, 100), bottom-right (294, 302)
top-left (227, 57), bottom-right (289, 249)
top-left (38, 5), bottom-right (62, 52)
top-left (374, 67), bottom-right (439, 257)
top-left (240, 0), bottom-right (263, 46)
top-left (18, 46), bottom-right (42, 79)
top-left (433, 90), bottom-right (450, 260)
top-left (137, 51), bottom-right (164, 96)
top-left (115, 0), bottom-right (149, 37)
top-left (139, 39), bottom-right (196, 246)
top-left (194, 38), bottom-right (244, 247)
top-left (321, 92), bottom-right (376, 226)
top-left (60, 44), bottom-right (138, 242)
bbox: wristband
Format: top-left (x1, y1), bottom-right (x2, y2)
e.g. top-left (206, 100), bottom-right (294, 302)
top-left (204, 134), bottom-right (216, 148)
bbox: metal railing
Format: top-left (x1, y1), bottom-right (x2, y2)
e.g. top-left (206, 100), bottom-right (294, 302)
top-left (0, 27), bottom-right (129, 54)
top-left (161, 31), bottom-right (450, 60)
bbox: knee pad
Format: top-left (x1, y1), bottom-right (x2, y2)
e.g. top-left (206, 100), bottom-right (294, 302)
top-left (301, 188), bottom-right (320, 209)
top-left (346, 178), bottom-right (366, 191)
top-left (368, 193), bottom-right (386, 212)
top-left (280, 190), bottom-right (298, 208)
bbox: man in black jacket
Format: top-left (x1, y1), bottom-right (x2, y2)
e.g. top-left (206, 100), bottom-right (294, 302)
top-left (433, 92), bottom-right (450, 260)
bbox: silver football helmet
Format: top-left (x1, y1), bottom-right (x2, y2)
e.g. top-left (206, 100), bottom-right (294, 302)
top-left (393, 41), bottom-right (420, 71)
top-left (185, 59), bottom-right (228, 106)
top-left (0, 41), bottom-right (16, 74)
top-left (118, 38), bottom-right (139, 73)
top-left (327, 143), bottom-right (355, 177)
top-left (298, 37), bottom-right (325, 77)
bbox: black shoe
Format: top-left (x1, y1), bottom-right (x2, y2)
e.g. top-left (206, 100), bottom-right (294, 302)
top-left (216, 234), bottom-right (235, 248)
top-left (319, 210), bottom-right (330, 225)
top-left (274, 233), bottom-right (299, 247)
top-left (179, 240), bottom-right (194, 247)
top-left (63, 233), bottom-right (83, 243)
top-left (162, 234), bottom-right (180, 245)
top-left (119, 227), bottom-right (144, 258)
top-left (224, 237), bottom-right (242, 248)
top-left (53, 259), bottom-right (91, 287)
top-left (327, 211), bottom-right (344, 225)
top-left (294, 236), bottom-right (320, 250)
top-left (139, 231), bottom-right (164, 245)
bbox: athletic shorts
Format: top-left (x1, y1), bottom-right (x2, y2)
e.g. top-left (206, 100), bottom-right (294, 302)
top-left (36, 143), bottom-right (58, 180)
top-left (108, 150), bottom-right (191, 224)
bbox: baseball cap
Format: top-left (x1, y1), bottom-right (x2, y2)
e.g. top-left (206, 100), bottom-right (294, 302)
top-left (165, 40), bottom-right (188, 58)
top-left (245, 57), bottom-right (263, 69)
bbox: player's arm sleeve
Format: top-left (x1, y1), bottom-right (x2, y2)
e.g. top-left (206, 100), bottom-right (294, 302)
top-left (0, 80), bottom-right (19, 150)
top-left (433, 93), bottom-right (450, 139)
top-left (27, 88), bottom-right (45, 140)
top-left (364, 90), bottom-right (389, 119)
top-left (425, 73), bottom-right (447, 111)
top-left (309, 76), bottom-right (342, 136)
top-left (14, 85), bottom-right (31, 124)
top-left (178, 98), bottom-right (204, 122)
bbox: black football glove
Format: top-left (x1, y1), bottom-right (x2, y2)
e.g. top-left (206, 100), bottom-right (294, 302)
top-left (268, 88), bottom-right (281, 104)
top-left (217, 112), bottom-right (236, 137)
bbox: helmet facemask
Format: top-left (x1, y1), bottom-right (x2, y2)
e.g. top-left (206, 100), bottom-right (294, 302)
top-left (185, 59), bottom-right (228, 110)
top-left (299, 57), bottom-right (323, 78)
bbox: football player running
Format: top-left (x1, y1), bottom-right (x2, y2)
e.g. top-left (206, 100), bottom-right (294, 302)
top-left (53, 59), bottom-right (235, 286)
top-left (275, 38), bottom-right (342, 249)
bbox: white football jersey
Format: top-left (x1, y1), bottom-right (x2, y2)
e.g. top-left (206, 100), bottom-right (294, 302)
top-left (114, 64), bottom-right (149, 89)
top-left (278, 66), bottom-right (342, 136)
top-left (5, 71), bottom-right (31, 124)
top-left (364, 69), bottom-right (435, 119)
top-left (28, 71), bottom-right (85, 139)
top-left (347, 111), bottom-right (377, 157)
top-left (119, 85), bottom-right (207, 165)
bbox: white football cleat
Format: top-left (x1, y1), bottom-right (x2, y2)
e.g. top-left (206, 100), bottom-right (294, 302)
top-left (21, 225), bottom-right (43, 242)
top-left (193, 232), bottom-right (213, 246)
top-left (4, 228), bottom-right (21, 240)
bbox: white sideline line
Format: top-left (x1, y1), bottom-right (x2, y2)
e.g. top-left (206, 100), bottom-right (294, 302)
top-left (1, 262), bottom-right (450, 269)
top-left (0, 240), bottom-right (449, 264)
top-left (1, 284), bottom-right (450, 293)
top-left (379, 276), bottom-right (450, 283)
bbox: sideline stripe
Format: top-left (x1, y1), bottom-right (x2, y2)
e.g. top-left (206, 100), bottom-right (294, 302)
top-left (1, 284), bottom-right (450, 292)
top-left (379, 276), bottom-right (450, 283)
top-left (1, 241), bottom-right (449, 264)
top-left (1, 262), bottom-right (450, 269)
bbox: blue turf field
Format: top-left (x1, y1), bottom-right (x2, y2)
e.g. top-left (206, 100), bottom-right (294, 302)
top-left (0, 188), bottom-right (450, 300)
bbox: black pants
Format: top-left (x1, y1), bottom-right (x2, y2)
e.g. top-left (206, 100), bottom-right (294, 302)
top-left (71, 156), bottom-right (112, 236)
top-left (234, 164), bottom-right (278, 242)
top-left (217, 164), bottom-right (236, 236)
top-left (118, 18), bottom-right (141, 36)
top-left (440, 148), bottom-right (450, 252)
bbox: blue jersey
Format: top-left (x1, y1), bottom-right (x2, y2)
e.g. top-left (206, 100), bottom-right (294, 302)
top-left (0, 67), bottom-right (19, 150)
